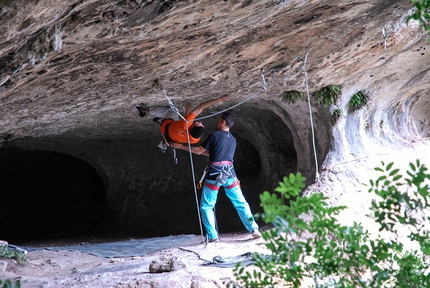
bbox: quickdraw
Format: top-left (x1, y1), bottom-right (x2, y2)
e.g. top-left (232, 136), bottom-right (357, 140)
top-left (382, 25), bottom-right (387, 50)
top-left (197, 166), bottom-right (209, 189)
top-left (261, 68), bottom-right (267, 90)
top-left (160, 133), bottom-right (178, 165)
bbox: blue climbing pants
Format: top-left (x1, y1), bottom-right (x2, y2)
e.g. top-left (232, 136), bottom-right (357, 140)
top-left (200, 177), bottom-right (259, 240)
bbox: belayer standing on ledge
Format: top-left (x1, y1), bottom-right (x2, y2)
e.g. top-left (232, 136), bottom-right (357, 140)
top-left (136, 94), bottom-right (230, 152)
top-left (172, 111), bottom-right (261, 242)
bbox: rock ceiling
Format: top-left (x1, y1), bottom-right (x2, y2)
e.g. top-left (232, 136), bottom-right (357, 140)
top-left (1, 0), bottom-right (430, 240)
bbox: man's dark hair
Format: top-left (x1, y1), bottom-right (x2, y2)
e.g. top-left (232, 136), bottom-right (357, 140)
top-left (190, 125), bottom-right (205, 138)
top-left (221, 111), bottom-right (234, 128)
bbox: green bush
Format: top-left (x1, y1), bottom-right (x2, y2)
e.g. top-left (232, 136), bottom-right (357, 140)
top-left (407, 0), bottom-right (430, 32)
top-left (280, 85), bottom-right (341, 106)
top-left (0, 279), bottom-right (21, 288)
top-left (0, 245), bottom-right (27, 265)
top-left (349, 90), bottom-right (369, 111)
top-left (280, 90), bottom-right (305, 104)
top-left (331, 108), bottom-right (342, 125)
top-left (312, 85), bottom-right (341, 106)
top-left (230, 160), bottom-right (430, 287)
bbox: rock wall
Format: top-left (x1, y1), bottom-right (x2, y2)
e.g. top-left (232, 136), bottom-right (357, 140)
top-left (1, 0), bottom-right (429, 241)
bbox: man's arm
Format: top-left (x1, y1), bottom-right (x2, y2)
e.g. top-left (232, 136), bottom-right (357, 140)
top-left (171, 143), bottom-right (209, 156)
top-left (189, 94), bottom-right (230, 117)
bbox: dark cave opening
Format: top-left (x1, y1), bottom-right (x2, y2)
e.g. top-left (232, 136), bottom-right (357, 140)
top-left (0, 148), bottom-right (107, 244)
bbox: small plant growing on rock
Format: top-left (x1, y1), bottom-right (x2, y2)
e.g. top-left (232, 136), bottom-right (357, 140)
top-left (231, 160), bottom-right (430, 287)
top-left (349, 90), bottom-right (369, 111)
top-left (0, 279), bottom-right (21, 288)
top-left (143, 78), bottom-right (162, 97)
top-left (331, 108), bottom-right (342, 125)
top-left (312, 85), bottom-right (341, 106)
top-left (280, 85), bottom-right (341, 106)
top-left (0, 245), bottom-right (27, 265)
top-left (280, 90), bottom-right (305, 103)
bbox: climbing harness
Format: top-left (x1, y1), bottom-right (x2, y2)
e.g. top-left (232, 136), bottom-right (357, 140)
top-left (209, 162), bottom-right (233, 185)
top-left (158, 92), bottom-right (186, 164)
top-left (302, 44), bottom-right (320, 186)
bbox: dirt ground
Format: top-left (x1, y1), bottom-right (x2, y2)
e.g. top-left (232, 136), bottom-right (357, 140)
top-left (0, 231), bottom-right (271, 288)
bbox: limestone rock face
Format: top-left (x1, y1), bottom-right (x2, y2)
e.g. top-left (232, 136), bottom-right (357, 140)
top-left (0, 0), bottom-right (429, 241)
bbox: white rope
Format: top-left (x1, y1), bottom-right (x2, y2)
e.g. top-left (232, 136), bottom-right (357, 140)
top-left (161, 89), bottom-right (187, 122)
top-left (161, 89), bottom-right (207, 246)
top-left (302, 45), bottom-right (320, 185)
top-left (195, 89), bottom-right (265, 121)
top-left (195, 69), bottom-right (267, 121)
top-left (382, 25), bottom-right (387, 51)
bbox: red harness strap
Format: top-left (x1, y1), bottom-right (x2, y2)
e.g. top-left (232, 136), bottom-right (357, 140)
top-left (205, 182), bottom-right (220, 190)
top-left (205, 180), bottom-right (239, 190)
top-left (226, 180), bottom-right (238, 189)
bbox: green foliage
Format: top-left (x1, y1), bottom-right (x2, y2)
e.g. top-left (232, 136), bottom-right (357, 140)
top-left (349, 90), bottom-right (369, 111)
top-left (280, 85), bottom-right (341, 106)
top-left (312, 85), bottom-right (341, 106)
top-left (231, 160), bottom-right (430, 287)
top-left (0, 279), bottom-right (21, 288)
top-left (280, 90), bottom-right (305, 104)
top-left (0, 245), bottom-right (27, 265)
top-left (406, 0), bottom-right (430, 32)
top-left (331, 108), bottom-right (342, 125)
top-left (143, 78), bottom-right (162, 97)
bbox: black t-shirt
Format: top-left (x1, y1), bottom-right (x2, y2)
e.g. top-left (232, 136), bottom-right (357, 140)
top-left (201, 130), bottom-right (237, 179)
top-left (201, 130), bottom-right (236, 162)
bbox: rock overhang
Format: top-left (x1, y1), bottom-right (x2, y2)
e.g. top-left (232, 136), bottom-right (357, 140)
top-left (1, 0), bottom-right (430, 241)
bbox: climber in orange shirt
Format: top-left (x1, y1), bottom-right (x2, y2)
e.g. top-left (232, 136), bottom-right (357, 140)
top-left (137, 94), bottom-right (230, 152)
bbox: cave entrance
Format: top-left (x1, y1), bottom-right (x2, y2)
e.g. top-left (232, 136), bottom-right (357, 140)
top-left (0, 149), bottom-right (107, 244)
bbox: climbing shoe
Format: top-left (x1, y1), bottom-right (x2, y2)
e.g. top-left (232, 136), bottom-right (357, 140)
top-left (208, 237), bottom-right (220, 243)
top-left (136, 104), bottom-right (149, 117)
top-left (252, 229), bottom-right (261, 239)
top-left (157, 140), bottom-right (169, 153)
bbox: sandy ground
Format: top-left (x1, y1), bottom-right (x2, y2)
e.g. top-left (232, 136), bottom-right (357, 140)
top-left (0, 231), bottom-right (270, 288)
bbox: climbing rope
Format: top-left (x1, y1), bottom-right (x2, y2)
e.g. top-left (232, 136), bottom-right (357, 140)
top-left (161, 89), bottom-right (207, 246)
top-left (195, 69), bottom-right (267, 121)
top-left (302, 45), bottom-right (320, 185)
top-left (161, 89), bottom-right (187, 122)
top-left (184, 120), bottom-right (208, 246)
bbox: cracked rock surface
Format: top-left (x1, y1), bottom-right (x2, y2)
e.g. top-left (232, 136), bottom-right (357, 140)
top-left (1, 0), bottom-right (430, 247)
